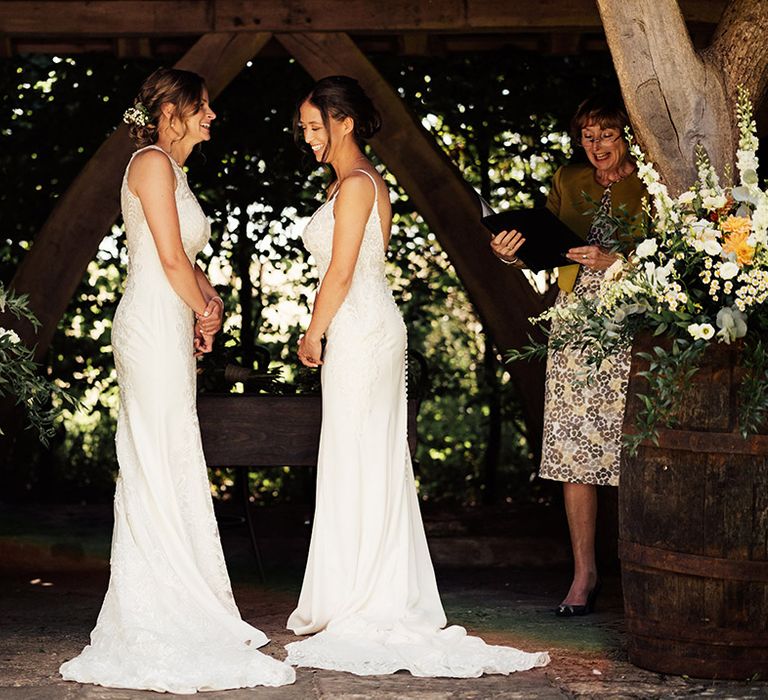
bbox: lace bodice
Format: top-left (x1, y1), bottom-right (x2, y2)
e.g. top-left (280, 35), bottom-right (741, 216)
top-left (120, 145), bottom-right (210, 296)
top-left (301, 169), bottom-right (395, 336)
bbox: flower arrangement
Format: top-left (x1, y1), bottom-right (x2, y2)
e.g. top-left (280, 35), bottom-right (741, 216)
top-left (0, 283), bottom-right (76, 444)
top-left (511, 88), bottom-right (768, 447)
top-left (123, 102), bottom-right (152, 127)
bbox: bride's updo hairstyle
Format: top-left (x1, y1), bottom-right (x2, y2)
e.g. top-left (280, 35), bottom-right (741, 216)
top-left (125, 68), bottom-right (207, 148)
top-left (294, 75), bottom-right (382, 161)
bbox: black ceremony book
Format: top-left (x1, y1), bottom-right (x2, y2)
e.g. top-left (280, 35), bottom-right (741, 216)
top-left (479, 196), bottom-right (585, 272)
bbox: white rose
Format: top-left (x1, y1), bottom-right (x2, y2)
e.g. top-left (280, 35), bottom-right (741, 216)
top-left (635, 238), bottom-right (658, 259)
top-left (677, 191), bottom-right (696, 205)
top-left (703, 238), bottom-right (723, 256)
top-left (718, 261), bottom-right (740, 280)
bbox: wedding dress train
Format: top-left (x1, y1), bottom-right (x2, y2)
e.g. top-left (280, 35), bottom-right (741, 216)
top-left (59, 146), bottom-right (295, 693)
top-left (286, 169), bottom-right (549, 677)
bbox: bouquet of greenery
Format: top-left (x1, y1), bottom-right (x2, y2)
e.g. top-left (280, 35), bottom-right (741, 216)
top-left (0, 283), bottom-right (76, 444)
top-left (511, 88), bottom-right (768, 447)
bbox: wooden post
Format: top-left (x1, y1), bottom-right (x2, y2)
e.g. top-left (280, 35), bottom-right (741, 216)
top-left (277, 31), bottom-right (549, 447)
top-left (4, 32), bottom-right (272, 357)
top-left (598, 0), bottom-right (768, 195)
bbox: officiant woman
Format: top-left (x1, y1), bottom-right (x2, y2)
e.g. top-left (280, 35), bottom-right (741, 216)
top-left (492, 94), bottom-right (645, 616)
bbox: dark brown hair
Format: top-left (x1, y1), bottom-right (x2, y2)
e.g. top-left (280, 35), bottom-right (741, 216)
top-left (128, 68), bottom-right (206, 148)
top-left (293, 75), bottom-right (382, 162)
top-left (570, 93), bottom-right (630, 141)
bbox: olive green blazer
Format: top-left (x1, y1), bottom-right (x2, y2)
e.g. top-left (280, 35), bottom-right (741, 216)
top-left (545, 163), bottom-right (646, 292)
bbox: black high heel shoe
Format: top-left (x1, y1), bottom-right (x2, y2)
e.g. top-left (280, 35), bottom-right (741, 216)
top-left (555, 580), bottom-right (602, 617)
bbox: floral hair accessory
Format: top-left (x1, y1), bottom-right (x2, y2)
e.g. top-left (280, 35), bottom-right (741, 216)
top-left (123, 102), bottom-right (152, 127)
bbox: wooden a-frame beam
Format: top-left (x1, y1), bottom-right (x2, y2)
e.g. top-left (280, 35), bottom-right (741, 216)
top-left (277, 31), bottom-right (551, 445)
top-left (0, 0), bottom-right (727, 37)
top-left (5, 32), bottom-right (272, 357)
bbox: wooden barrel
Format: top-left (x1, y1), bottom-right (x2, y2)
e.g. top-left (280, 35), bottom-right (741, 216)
top-left (620, 334), bottom-right (768, 680)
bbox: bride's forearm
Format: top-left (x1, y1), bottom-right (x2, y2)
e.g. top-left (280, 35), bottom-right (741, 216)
top-left (306, 270), bottom-right (352, 340)
top-left (159, 254), bottom-right (208, 315)
top-left (194, 263), bottom-right (219, 301)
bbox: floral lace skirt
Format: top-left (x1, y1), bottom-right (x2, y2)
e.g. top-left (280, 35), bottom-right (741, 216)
top-left (539, 268), bottom-right (631, 486)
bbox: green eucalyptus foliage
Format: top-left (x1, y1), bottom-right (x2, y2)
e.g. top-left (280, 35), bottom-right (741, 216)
top-left (0, 284), bottom-right (76, 443)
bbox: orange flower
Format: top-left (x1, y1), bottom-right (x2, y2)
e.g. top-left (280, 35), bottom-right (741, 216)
top-left (721, 215), bottom-right (752, 237)
top-left (721, 216), bottom-right (755, 265)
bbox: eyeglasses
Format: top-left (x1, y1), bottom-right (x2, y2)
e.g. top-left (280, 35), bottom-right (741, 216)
top-left (580, 133), bottom-right (622, 148)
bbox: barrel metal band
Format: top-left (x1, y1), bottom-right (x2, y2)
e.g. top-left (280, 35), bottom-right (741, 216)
top-left (626, 618), bottom-right (768, 647)
top-left (630, 427), bottom-right (768, 455)
top-left (619, 540), bottom-right (768, 582)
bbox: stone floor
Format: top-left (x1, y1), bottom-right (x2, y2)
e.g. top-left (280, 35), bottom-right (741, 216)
top-left (1, 504), bottom-right (766, 699)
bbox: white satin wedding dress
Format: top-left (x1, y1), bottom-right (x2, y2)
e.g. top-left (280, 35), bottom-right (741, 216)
top-left (59, 145), bottom-right (295, 693)
top-left (286, 169), bottom-right (549, 677)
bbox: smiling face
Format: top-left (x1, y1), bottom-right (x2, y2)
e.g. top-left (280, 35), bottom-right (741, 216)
top-left (182, 87), bottom-right (216, 145)
top-left (298, 100), bottom-right (350, 163)
top-left (580, 122), bottom-right (629, 174)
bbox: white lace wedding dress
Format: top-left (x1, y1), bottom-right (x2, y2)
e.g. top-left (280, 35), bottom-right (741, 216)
top-left (286, 169), bottom-right (550, 677)
top-left (59, 145), bottom-right (295, 693)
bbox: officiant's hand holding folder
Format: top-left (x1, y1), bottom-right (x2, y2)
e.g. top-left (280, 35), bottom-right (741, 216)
top-left (479, 196), bottom-right (585, 272)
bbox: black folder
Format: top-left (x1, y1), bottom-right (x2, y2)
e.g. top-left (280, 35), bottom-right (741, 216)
top-left (480, 203), bottom-right (586, 272)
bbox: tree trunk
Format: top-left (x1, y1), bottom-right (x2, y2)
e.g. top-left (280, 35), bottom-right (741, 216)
top-left (598, 0), bottom-right (768, 195)
top-left (3, 32), bottom-right (272, 358)
top-left (277, 31), bottom-right (548, 448)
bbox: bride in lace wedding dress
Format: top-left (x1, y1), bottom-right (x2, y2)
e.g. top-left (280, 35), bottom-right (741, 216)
top-left (287, 75), bottom-right (549, 678)
top-left (59, 68), bottom-right (294, 693)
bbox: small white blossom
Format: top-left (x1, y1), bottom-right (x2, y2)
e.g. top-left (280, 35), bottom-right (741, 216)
top-left (702, 193), bottom-right (728, 211)
top-left (0, 327), bottom-right (20, 344)
top-left (687, 323), bottom-right (715, 341)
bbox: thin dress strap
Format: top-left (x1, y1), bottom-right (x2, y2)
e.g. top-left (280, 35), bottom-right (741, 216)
top-left (350, 168), bottom-right (378, 205)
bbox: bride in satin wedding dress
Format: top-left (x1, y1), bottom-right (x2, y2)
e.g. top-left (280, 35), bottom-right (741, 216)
top-left (59, 68), bottom-right (294, 693)
top-left (286, 75), bottom-right (549, 678)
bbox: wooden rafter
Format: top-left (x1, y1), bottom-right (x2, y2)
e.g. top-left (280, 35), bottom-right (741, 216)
top-left (0, 0), bottom-right (727, 37)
